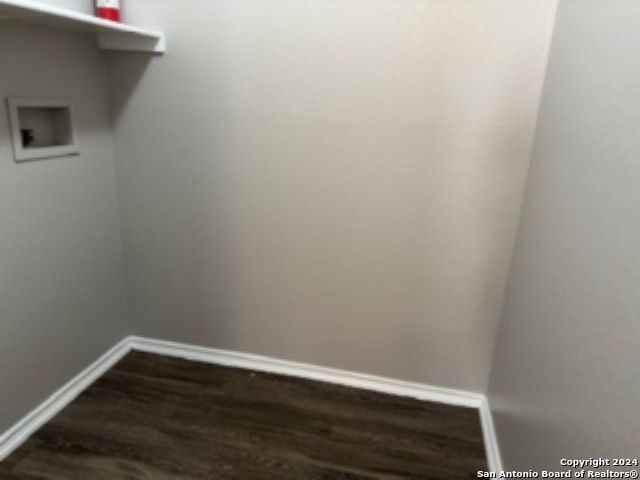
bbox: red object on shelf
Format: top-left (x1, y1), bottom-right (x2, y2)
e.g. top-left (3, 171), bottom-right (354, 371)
top-left (96, 0), bottom-right (120, 22)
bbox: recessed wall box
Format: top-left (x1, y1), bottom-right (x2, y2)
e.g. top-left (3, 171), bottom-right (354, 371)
top-left (6, 97), bottom-right (79, 162)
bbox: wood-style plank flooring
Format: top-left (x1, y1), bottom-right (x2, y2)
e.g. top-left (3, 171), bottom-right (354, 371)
top-left (1, 352), bottom-right (486, 479)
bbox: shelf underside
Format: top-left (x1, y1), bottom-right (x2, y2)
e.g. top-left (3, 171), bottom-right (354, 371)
top-left (0, 0), bottom-right (165, 53)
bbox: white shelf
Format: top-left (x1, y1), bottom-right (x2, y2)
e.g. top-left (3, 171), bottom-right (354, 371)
top-left (0, 0), bottom-right (165, 53)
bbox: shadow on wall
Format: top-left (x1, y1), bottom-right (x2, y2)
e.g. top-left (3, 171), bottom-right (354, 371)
top-left (106, 48), bottom-right (238, 347)
top-left (107, 54), bottom-right (151, 122)
top-left (465, 51), bottom-right (548, 345)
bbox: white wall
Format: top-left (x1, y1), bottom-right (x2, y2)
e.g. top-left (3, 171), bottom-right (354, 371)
top-left (0, 24), bottom-right (129, 432)
top-left (109, 0), bottom-right (557, 391)
top-left (489, 0), bottom-right (640, 468)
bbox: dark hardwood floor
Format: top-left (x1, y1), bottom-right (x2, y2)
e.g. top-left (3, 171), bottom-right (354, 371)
top-left (0, 352), bottom-right (487, 479)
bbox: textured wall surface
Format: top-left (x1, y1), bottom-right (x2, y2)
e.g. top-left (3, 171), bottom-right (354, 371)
top-left (489, 0), bottom-right (640, 468)
top-left (108, 0), bottom-right (557, 391)
top-left (0, 24), bottom-right (129, 432)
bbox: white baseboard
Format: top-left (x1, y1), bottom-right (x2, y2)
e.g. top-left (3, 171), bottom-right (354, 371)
top-left (130, 336), bottom-right (483, 408)
top-left (479, 396), bottom-right (504, 473)
top-left (0, 336), bottom-right (132, 461)
top-left (0, 334), bottom-right (503, 472)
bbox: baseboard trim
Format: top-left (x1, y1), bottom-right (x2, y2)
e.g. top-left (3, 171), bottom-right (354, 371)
top-left (0, 336), bottom-right (132, 461)
top-left (479, 396), bottom-right (504, 473)
top-left (130, 336), bottom-right (483, 408)
top-left (0, 334), bottom-right (503, 472)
